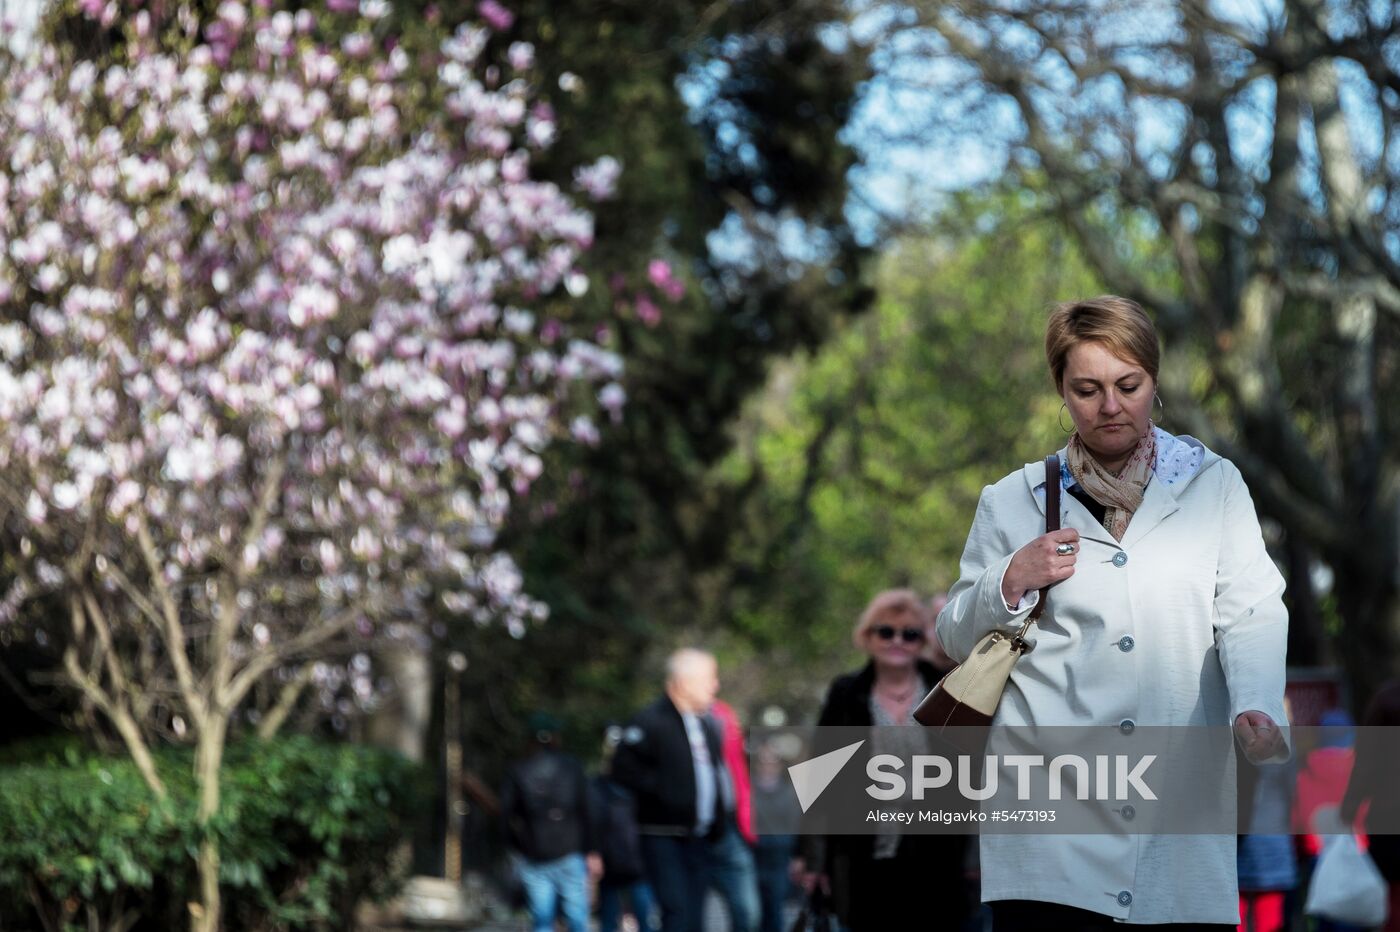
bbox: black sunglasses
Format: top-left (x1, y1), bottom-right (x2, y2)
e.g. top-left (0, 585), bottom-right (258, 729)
top-left (874, 625), bottom-right (926, 644)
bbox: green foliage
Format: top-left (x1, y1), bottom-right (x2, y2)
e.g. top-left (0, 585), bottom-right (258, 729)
top-left (0, 737), bottom-right (422, 931)
top-left (420, 0), bottom-right (875, 758)
top-left (716, 189), bottom-right (1117, 708)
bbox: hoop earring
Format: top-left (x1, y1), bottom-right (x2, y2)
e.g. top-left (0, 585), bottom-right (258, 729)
top-left (1152, 392), bottom-right (1165, 422)
top-left (1058, 403), bottom-right (1075, 434)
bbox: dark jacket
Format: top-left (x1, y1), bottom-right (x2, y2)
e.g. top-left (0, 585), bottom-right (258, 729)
top-left (588, 774), bottom-right (645, 882)
top-left (609, 695), bottom-right (732, 837)
top-left (801, 660), bottom-right (968, 928)
top-left (500, 747), bottom-right (594, 863)
top-left (816, 660), bottom-right (941, 729)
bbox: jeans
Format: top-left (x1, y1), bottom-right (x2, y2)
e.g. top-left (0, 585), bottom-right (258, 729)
top-left (708, 822), bottom-right (760, 932)
top-left (642, 834), bottom-right (710, 932)
top-left (754, 837), bottom-right (794, 932)
top-left (599, 878), bottom-right (657, 932)
top-left (518, 852), bottom-right (588, 932)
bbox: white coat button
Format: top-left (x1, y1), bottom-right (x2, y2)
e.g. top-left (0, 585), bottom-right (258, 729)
top-left (1117, 891), bottom-right (1133, 907)
top-left (1117, 635), bottom-right (1135, 652)
top-left (1112, 552), bottom-right (1128, 567)
top-left (1119, 719), bottom-right (1135, 734)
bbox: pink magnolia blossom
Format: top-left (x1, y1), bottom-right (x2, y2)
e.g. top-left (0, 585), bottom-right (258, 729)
top-left (635, 295), bottom-right (662, 327)
top-left (477, 0), bottom-right (514, 31)
top-left (573, 155), bottom-right (621, 201)
top-left (0, 2), bottom-right (629, 729)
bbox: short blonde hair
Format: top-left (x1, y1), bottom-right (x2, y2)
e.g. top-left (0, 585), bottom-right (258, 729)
top-left (852, 589), bottom-right (931, 651)
top-left (1045, 296), bottom-right (1160, 392)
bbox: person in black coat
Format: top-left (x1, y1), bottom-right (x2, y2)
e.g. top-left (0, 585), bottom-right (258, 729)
top-left (611, 648), bottom-right (740, 932)
top-left (592, 725), bottom-right (658, 932)
top-left (795, 590), bottom-right (970, 931)
top-left (500, 713), bottom-right (601, 932)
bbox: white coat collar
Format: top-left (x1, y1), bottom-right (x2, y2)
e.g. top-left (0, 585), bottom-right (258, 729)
top-left (1021, 427), bottom-right (1220, 549)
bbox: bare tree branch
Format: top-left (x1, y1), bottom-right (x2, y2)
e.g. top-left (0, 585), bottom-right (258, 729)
top-left (255, 664), bottom-right (314, 741)
top-left (223, 602), bottom-right (370, 711)
top-left (133, 512), bottom-right (203, 719)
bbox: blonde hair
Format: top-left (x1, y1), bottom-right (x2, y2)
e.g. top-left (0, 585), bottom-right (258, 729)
top-left (852, 589), bottom-right (931, 651)
top-left (1045, 296), bottom-right (1160, 392)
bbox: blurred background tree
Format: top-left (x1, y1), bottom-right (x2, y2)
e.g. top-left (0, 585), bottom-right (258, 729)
top-left (870, 0), bottom-right (1400, 700)
top-left (431, 0), bottom-right (877, 761)
top-left (714, 187), bottom-right (1111, 711)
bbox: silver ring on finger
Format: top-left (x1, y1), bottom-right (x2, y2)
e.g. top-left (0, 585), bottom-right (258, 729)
top-left (1055, 543), bottom-right (1076, 556)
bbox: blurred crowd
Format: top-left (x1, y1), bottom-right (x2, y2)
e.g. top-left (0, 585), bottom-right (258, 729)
top-left (496, 648), bottom-right (809, 932)
top-left (487, 591), bottom-right (1400, 932)
top-left (1237, 680), bottom-right (1400, 932)
top-left (489, 591), bottom-right (980, 932)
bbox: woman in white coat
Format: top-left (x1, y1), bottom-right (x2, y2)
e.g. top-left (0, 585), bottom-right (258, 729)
top-left (937, 296), bottom-right (1289, 931)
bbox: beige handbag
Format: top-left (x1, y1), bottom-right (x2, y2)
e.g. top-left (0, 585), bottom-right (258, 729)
top-left (914, 455), bottom-right (1060, 728)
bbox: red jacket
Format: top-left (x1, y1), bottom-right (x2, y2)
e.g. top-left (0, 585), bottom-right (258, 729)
top-left (710, 699), bottom-right (755, 844)
top-left (1293, 746), bottom-right (1363, 857)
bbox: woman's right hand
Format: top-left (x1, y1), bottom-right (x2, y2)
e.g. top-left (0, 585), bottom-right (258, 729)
top-left (1002, 529), bottom-right (1080, 606)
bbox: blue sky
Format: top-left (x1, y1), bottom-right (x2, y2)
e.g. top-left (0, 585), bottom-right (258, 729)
top-left (834, 0), bottom-right (1392, 246)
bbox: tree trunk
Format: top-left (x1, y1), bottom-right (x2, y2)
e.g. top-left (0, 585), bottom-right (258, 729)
top-left (1333, 564), bottom-right (1399, 713)
top-left (363, 644), bottom-right (434, 877)
top-left (191, 716), bottom-right (228, 932)
top-left (364, 644), bottom-right (431, 763)
top-left (1283, 533), bottom-right (1324, 668)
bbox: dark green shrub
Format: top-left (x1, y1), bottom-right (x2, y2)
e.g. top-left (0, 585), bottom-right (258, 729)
top-left (0, 737), bottom-right (422, 931)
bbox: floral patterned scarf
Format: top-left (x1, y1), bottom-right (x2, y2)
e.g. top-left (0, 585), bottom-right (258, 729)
top-left (1066, 424), bottom-right (1157, 541)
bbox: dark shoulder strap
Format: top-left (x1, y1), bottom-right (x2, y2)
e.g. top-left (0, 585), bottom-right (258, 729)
top-left (1027, 455), bottom-right (1061, 623)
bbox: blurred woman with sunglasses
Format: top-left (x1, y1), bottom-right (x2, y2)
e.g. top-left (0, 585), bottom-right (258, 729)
top-left (793, 589), bottom-right (968, 930)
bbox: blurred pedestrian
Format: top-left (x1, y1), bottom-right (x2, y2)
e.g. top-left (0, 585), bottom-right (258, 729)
top-left (500, 712), bottom-right (602, 932)
top-left (1292, 709), bottom-right (1364, 932)
top-left (708, 698), bottom-right (760, 932)
top-left (611, 648), bottom-right (738, 932)
top-left (795, 588), bottom-right (968, 930)
top-left (1340, 678), bottom-right (1400, 932)
top-left (1294, 710), bottom-right (1358, 854)
top-left (937, 296), bottom-right (1288, 929)
top-left (750, 744), bottom-right (800, 932)
top-left (1236, 699), bottom-right (1298, 932)
top-left (593, 724), bottom-right (657, 932)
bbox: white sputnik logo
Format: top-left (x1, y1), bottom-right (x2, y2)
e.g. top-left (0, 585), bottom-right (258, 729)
top-left (788, 740), bottom-right (865, 813)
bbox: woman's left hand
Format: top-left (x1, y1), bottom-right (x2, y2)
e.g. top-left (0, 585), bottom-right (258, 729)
top-left (1234, 710), bottom-right (1285, 763)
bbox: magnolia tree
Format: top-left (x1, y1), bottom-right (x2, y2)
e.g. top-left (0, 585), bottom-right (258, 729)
top-left (0, 2), bottom-right (635, 926)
